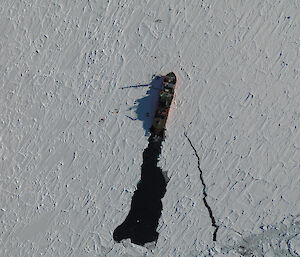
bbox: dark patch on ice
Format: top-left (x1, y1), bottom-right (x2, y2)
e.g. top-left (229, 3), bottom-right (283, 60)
top-left (223, 215), bottom-right (300, 256)
top-left (113, 132), bottom-right (167, 246)
top-left (114, 75), bottom-right (167, 246)
top-left (184, 132), bottom-right (220, 241)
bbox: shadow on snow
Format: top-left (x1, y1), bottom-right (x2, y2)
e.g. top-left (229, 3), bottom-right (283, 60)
top-left (121, 76), bottom-right (163, 136)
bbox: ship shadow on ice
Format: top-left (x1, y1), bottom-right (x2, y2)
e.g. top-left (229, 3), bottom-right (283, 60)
top-left (122, 76), bottom-right (163, 136)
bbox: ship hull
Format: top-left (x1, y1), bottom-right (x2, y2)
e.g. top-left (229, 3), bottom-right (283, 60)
top-left (151, 72), bottom-right (177, 138)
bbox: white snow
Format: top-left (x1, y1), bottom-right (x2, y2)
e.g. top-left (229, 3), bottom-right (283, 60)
top-left (1, 0), bottom-right (299, 256)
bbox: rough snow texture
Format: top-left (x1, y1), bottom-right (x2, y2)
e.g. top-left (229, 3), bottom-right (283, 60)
top-left (1, 0), bottom-right (299, 256)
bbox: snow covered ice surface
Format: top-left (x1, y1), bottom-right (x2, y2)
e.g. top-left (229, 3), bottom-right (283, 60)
top-left (1, 0), bottom-right (299, 256)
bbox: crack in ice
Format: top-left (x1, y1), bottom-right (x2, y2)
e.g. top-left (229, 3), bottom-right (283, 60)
top-left (184, 132), bottom-right (219, 241)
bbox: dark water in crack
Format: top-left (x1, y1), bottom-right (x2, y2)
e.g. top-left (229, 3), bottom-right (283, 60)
top-left (113, 132), bottom-right (167, 246)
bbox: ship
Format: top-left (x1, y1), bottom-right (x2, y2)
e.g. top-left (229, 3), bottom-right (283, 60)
top-left (150, 72), bottom-right (177, 138)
